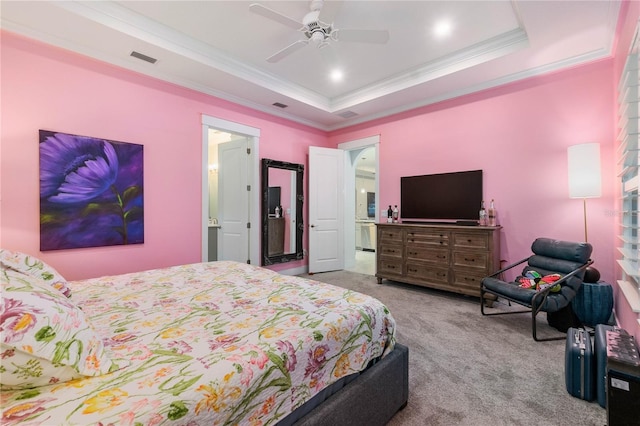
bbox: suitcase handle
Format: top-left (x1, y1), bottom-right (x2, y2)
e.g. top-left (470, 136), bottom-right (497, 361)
top-left (575, 329), bottom-right (586, 350)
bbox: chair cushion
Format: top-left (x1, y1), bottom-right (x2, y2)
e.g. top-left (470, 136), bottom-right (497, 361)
top-left (531, 238), bottom-right (592, 264)
top-left (482, 239), bottom-right (592, 313)
top-left (483, 277), bottom-right (537, 304)
top-left (483, 276), bottom-right (574, 312)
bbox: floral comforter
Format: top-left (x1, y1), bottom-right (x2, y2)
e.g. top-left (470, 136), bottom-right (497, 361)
top-left (1, 261), bottom-right (396, 425)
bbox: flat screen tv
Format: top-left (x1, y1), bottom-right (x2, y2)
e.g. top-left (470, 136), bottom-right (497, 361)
top-left (268, 186), bottom-right (281, 215)
top-left (400, 170), bottom-right (482, 222)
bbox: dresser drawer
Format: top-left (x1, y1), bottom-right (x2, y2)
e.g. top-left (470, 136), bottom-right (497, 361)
top-left (452, 270), bottom-right (485, 292)
top-left (406, 246), bottom-right (449, 265)
top-left (378, 227), bottom-right (403, 243)
top-left (405, 229), bottom-right (449, 247)
top-left (453, 232), bottom-right (489, 250)
top-left (377, 258), bottom-right (403, 275)
top-left (452, 250), bottom-right (489, 270)
top-left (406, 262), bottom-right (449, 284)
top-left (378, 243), bottom-right (403, 259)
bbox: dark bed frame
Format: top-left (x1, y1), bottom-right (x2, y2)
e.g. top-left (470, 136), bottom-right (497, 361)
top-left (285, 343), bottom-right (409, 426)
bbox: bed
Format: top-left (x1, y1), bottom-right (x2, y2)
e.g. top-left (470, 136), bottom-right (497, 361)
top-left (1, 250), bottom-right (408, 425)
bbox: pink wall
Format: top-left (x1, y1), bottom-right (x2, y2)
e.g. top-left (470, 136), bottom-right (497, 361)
top-left (2, 7), bottom-right (639, 337)
top-left (0, 31), bottom-right (327, 280)
top-left (330, 60), bottom-right (616, 284)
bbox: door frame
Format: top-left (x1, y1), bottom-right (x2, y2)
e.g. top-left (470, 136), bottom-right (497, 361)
top-left (338, 135), bottom-right (380, 271)
top-left (201, 114), bottom-right (260, 265)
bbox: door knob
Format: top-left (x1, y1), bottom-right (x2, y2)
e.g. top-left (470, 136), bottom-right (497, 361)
top-left (310, 224), bottom-right (315, 228)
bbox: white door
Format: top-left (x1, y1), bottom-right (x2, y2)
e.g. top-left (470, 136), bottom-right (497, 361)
top-left (218, 138), bottom-right (250, 262)
top-left (308, 146), bottom-right (344, 273)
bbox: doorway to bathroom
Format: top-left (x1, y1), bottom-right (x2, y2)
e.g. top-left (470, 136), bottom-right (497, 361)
top-left (201, 115), bottom-right (260, 265)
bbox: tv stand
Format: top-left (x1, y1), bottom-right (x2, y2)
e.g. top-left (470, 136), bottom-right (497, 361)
top-left (376, 223), bottom-right (501, 298)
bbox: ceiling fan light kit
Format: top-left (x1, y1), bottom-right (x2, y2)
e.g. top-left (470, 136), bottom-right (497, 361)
top-left (250, 0), bottom-right (390, 63)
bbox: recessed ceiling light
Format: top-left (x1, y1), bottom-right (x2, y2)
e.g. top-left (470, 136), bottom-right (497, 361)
top-left (330, 69), bottom-right (344, 82)
top-left (433, 20), bottom-right (453, 38)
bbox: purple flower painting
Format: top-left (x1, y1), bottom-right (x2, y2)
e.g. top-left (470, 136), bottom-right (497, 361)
top-left (39, 130), bottom-right (144, 251)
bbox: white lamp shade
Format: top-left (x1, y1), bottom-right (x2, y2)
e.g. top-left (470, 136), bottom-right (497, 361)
top-left (568, 143), bottom-right (602, 198)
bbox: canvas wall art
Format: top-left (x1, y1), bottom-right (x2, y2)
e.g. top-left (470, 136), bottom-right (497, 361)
top-left (39, 130), bottom-right (144, 251)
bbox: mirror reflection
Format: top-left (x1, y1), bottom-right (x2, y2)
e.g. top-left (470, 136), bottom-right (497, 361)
top-left (261, 159), bottom-right (304, 265)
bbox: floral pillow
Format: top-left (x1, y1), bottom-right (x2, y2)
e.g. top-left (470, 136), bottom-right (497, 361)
top-left (0, 268), bottom-right (119, 390)
top-left (0, 249), bottom-right (71, 297)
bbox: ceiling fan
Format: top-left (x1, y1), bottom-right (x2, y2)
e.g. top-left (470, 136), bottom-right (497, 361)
top-left (249, 0), bottom-right (390, 63)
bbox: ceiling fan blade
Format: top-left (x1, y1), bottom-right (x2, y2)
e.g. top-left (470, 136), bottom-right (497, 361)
top-left (267, 40), bottom-right (309, 63)
top-left (249, 3), bottom-right (302, 30)
top-left (336, 29), bottom-right (389, 44)
top-left (317, 0), bottom-right (342, 25)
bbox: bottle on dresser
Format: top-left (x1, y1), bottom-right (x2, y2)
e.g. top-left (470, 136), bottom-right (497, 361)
top-left (392, 205), bottom-right (399, 223)
top-left (387, 205), bottom-right (393, 223)
top-left (479, 200), bottom-right (487, 226)
top-left (488, 199), bottom-right (497, 226)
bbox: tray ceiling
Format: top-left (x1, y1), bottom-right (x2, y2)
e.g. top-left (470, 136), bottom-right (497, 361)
top-left (0, 1), bottom-right (621, 130)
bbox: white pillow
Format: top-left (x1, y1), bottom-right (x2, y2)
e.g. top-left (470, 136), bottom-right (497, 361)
top-left (1, 267), bottom-right (119, 389)
top-left (0, 249), bottom-right (71, 297)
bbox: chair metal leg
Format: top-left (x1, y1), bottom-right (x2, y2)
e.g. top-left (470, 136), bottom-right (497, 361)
top-left (482, 286), bottom-right (567, 342)
top-left (532, 309), bottom-right (568, 342)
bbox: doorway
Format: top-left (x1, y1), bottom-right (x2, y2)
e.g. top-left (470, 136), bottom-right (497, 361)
top-left (352, 147), bottom-right (377, 275)
top-left (338, 136), bottom-right (380, 275)
top-left (201, 115), bottom-right (260, 265)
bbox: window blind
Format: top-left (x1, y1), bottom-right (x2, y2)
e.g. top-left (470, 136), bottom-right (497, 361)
top-left (617, 29), bottom-right (640, 303)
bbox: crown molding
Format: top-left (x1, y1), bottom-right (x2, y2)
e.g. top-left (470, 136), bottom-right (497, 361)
top-left (330, 28), bottom-right (529, 112)
top-left (327, 47), bottom-right (613, 131)
top-left (54, 1), bottom-right (332, 111)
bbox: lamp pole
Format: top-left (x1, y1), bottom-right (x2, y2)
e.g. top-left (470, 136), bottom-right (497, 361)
top-left (583, 198), bottom-right (588, 243)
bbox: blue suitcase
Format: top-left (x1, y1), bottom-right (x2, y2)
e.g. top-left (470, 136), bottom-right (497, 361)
top-left (565, 327), bottom-right (595, 401)
top-left (595, 324), bottom-right (615, 408)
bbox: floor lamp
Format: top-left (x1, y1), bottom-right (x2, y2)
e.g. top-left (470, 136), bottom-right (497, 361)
top-left (567, 142), bottom-right (602, 282)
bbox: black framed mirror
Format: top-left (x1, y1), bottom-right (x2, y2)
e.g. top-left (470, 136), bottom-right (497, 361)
top-left (261, 158), bottom-right (304, 265)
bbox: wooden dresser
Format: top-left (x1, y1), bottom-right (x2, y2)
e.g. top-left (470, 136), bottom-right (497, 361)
top-left (376, 223), bottom-right (501, 297)
top-left (267, 217), bottom-right (285, 256)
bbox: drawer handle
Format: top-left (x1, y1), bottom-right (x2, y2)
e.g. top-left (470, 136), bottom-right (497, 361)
top-left (408, 268), bottom-right (417, 273)
top-left (437, 255), bottom-right (446, 259)
top-left (388, 265), bottom-right (396, 269)
top-left (410, 238), bottom-right (415, 242)
top-left (465, 258), bottom-right (475, 262)
top-left (437, 272), bottom-right (447, 278)
top-left (464, 277), bottom-right (477, 282)
top-left (467, 239), bottom-right (472, 243)
top-left (409, 251), bottom-right (417, 256)
top-left (439, 241), bottom-right (444, 245)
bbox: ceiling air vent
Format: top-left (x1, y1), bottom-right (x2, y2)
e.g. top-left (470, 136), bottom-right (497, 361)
top-left (130, 51), bottom-right (157, 64)
top-left (337, 110), bottom-right (358, 119)
top-left (272, 102), bottom-right (288, 109)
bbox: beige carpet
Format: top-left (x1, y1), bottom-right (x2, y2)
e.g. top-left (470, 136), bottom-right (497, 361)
top-left (299, 270), bottom-right (606, 426)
